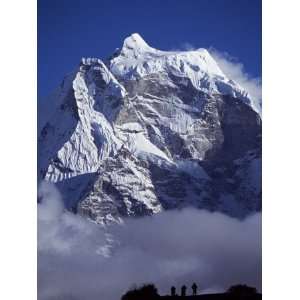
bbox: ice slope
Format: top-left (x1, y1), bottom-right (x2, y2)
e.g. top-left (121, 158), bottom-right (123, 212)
top-left (38, 59), bottom-right (125, 182)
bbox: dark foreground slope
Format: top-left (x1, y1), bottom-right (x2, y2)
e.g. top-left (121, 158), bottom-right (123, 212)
top-left (161, 294), bottom-right (262, 300)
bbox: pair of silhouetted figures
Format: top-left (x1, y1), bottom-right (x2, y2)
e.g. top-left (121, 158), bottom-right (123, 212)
top-left (171, 283), bottom-right (198, 297)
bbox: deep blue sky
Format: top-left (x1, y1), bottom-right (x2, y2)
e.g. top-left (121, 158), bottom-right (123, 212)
top-left (38, 0), bottom-right (261, 99)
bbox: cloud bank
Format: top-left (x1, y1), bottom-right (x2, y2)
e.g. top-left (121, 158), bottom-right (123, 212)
top-left (38, 182), bottom-right (261, 300)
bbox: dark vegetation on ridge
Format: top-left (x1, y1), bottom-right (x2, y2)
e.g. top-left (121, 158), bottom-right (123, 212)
top-left (121, 284), bottom-right (261, 300)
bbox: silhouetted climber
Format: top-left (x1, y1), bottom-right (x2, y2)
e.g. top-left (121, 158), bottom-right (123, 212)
top-left (192, 283), bottom-right (198, 296)
top-left (181, 285), bottom-right (187, 297)
top-left (171, 286), bottom-right (176, 296)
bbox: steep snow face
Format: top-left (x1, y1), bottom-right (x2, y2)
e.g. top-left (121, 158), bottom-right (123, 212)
top-left (38, 59), bottom-right (125, 182)
top-left (38, 33), bottom-right (261, 223)
top-left (110, 33), bottom-right (251, 106)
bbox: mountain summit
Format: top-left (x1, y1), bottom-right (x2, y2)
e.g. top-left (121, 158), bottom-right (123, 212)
top-left (38, 33), bottom-right (261, 224)
top-left (121, 33), bottom-right (153, 53)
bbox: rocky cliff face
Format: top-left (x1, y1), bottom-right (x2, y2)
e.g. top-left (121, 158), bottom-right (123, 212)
top-left (38, 33), bottom-right (261, 224)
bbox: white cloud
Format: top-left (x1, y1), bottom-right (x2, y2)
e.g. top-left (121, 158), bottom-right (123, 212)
top-left (38, 183), bottom-right (261, 300)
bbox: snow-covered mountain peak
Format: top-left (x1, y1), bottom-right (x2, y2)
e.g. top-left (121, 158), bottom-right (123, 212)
top-left (121, 33), bottom-right (153, 54)
top-left (114, 33), bottom-right (225, 77)
top-left (109, 33), bottom-right (251, 108)
top-left (38, 34), bottom-right (261, 223)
